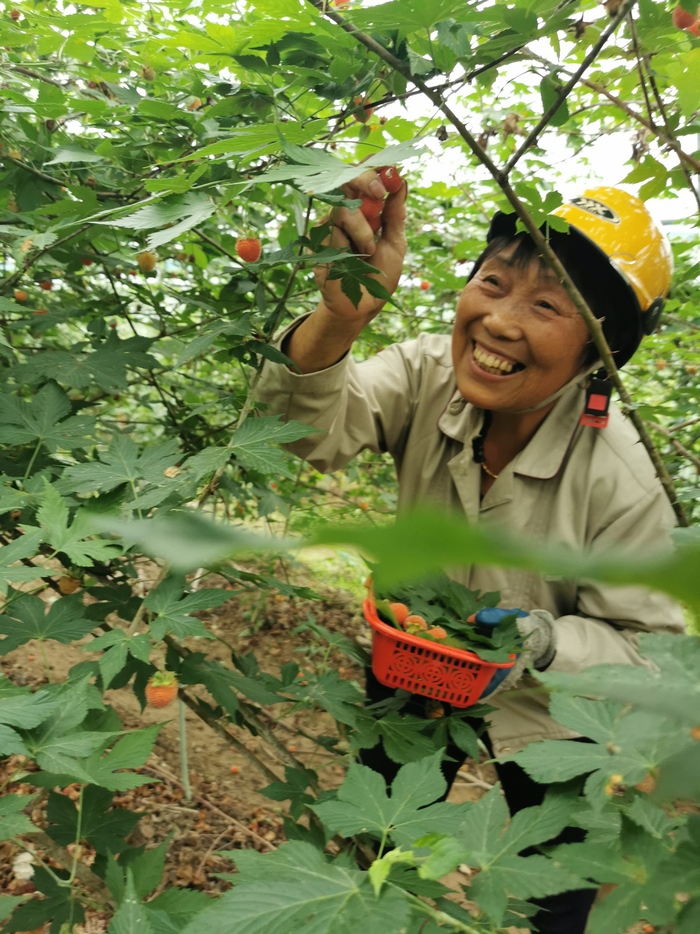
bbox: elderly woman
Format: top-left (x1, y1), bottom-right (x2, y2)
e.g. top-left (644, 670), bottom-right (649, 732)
top-left (255, 171), bottom-right (685, 933)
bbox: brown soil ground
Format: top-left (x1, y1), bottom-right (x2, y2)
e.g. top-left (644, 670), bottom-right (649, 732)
top-left (0, 559), bottom-right (650, 934)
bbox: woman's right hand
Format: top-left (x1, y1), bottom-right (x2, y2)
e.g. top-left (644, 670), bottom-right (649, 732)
top-left (313, 167), bottom-right (407, 324)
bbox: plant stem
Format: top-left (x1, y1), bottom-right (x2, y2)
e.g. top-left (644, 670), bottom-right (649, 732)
top-left (179, 698), bottom-right (192, 801)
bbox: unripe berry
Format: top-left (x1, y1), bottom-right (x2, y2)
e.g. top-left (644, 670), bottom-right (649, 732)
top-left (137, 250), bottom-right (157, 272)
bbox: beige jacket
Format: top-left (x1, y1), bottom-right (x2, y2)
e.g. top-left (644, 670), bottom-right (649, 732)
top-left (256, 321), bottom-right (685, 755)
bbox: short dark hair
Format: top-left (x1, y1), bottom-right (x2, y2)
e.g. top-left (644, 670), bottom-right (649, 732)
top-left (469, 230), bottom-right (639, 368)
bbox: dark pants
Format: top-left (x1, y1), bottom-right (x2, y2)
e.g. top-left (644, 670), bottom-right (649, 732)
top-left (359, 670), bottom-right (596, 934)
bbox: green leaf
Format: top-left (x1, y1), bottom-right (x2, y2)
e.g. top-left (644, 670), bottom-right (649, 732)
top-left (0, 530), bottom-right (51, 592)
top-left (80, 723), bottom-right (162, 791)
top-left (310, 506), bottom-right (700, 618)
top-left (143, 575), bottom-right (228, 641)
top-left (181, 841), bottom-right (411, 934)
top-left (0, 683), bottom-right (58, 728)
top-left (314, 753), bottom-right (471, 846)
top-left (99, 511), bottom-right (289, 573)
top-left (45, 146), bottom-right (105, 164)
top-left (0, 723), bottom-right (29, 756)
top-left (60, 433), bottom-right (182, 497)
top-left (0, 793), bottom-right (39, 840)
top-left (0, 896), bottom-right (32, 924)
top-left (540, 75), bottom-right (570, 127)
top-left (0, 383), bottom-right (95, 452)
top-left (146, 889), bottom-right (213, 932)
top-left (33, 481), bottom-right (122, 566)
top-left (230, 415), bottom-right (321, 477)
top-left (46, 785), bottom-right (140, 854)
top-left (1, 593), bottom-right (95, 651)
top-left (108, 870), bottom-right (155, 934)
top-left (3, 866), bottom-right (84, 932)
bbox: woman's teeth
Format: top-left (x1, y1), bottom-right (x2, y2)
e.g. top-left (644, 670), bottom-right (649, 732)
top-left (473, 344), bottom-right (520, 375)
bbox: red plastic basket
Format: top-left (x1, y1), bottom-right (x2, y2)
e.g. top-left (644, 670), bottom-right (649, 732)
top-left (363, 599), bottom-right (515, 708)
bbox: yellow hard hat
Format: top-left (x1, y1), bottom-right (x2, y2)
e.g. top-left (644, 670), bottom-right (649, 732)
top-left (551, 186), bottom-right (673, 337)
top-left (486, 186), bottom-right (673, 367)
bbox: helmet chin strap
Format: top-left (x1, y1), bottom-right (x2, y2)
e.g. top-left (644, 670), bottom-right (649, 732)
top-left (503, 360), bottom-right (602, 415)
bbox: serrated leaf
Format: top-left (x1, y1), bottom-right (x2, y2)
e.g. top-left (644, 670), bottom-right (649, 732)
top-left (230, 415), bottom-right (321, 476)
top-left (181, 841), bottom-right (411, 934)
top-left (33, 481), bottom-right (122, 566)
top-left (0, 793), bottom-right (39, 840)
top-left (3, 865), bottom-right (84, 931)
top-left (313, 754), bottom-right (473, 848)
top-left (80, 724), bottom-right (162, 791)
top-left (146, 888), bottom-right (213, 932)
top-left (0, 723), bottom-right (29, 756)
top-left (0, 382), bottom-right (95, 451)
top-left (108, 870), bottom-right (155, 934)
top-left (46, 785), bottom-right (140, 854)
top-left (0, 689), bottom-right (58, 728)
top-left (60, 433), bottom-right (182, 497)
top-left (1, 593), bottom-right (95, 650)
top-left (143, 575), bottom-right (228, 641)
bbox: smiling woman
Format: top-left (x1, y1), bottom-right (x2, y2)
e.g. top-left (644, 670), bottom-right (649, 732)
top-left (254, 171), bottom-right (685, 934)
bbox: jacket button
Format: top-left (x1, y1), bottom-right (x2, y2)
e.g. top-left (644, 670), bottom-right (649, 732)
top-left (449, 399), bottom-right (464, 414)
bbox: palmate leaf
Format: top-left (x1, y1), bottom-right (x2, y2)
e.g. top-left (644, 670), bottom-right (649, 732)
top-left (1, 593), bottom-right (95, 652)
top-left (9, 337), bottom-right (157, 392)
top-left (181, 841), bottom-right (411, 934)
top-left (0, 382), bottom-right (94, 452)
top-left (27, 481), bottom-right (122, 566)
top-left (419, 787), bottom-right (589, 926)
top-left (3, 866), bottom-right (84, 933)
top-left (0, 531), bottom-right (51, 592)
top-left (46, 786), bottom-right (140, 855)
top-left (0, 793), bottom-right (39, 840)
top-left (312, 753), bottom-right (474, 848)
top-left (230, 415), bottom-right (321, 476)
top-left (60, 433), bottom-right (182, 497)
top-left (507, 694), bottom-right (692, 809)
top-left (143, 575), bottom-right (228, 641)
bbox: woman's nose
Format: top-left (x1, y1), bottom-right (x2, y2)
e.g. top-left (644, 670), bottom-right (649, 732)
top-left (482, 296), bottom-right (523, 339)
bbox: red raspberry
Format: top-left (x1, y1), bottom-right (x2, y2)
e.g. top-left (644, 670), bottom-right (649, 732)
top-left (236, 237), bottom-right (262, 262)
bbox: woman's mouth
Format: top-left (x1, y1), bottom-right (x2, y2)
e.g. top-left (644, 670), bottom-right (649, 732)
top-left (472, 341), bottom-right (525, 376)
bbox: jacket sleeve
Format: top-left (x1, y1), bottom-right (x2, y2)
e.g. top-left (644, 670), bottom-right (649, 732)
top-left (548, 484), bottom-right (686, 673)
top-left (254, 316), bottom-right (424, 473)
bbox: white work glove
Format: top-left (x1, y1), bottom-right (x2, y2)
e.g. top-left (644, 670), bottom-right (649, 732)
top-left (478, 608), bottom-right (557, 700)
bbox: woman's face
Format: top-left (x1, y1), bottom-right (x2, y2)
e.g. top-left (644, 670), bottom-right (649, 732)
top-left (452, 246), bottom-right (591, 414)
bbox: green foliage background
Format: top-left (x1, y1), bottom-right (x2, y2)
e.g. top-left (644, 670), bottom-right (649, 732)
top-left (0, 0), bottom-right (699, 931)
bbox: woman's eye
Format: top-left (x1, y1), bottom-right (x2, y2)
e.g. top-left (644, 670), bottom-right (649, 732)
top-left (482, 275), bottom-right (500, 285)
top-left (537, 300), bottom-right (558, 313)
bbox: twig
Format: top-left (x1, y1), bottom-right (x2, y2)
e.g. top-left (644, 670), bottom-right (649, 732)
top-left (527, 53), bottom-right (700, 175)
top-left (646, 421), bottom-right (700, 473)
top-left (138, 763), bottom-right (277, 851)
top-left (504, 0), bottom-right (639, 176)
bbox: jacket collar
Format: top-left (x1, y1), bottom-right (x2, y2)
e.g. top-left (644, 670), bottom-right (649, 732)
top-left (438, 379), bottom-right (587, 481)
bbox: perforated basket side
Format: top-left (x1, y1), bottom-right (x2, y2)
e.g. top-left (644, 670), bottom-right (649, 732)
top-left (363, 598), bottom-right (514, 709)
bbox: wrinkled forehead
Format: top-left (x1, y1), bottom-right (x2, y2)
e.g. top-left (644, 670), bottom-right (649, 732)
top-left (482, 242), bottom-right (562, 284)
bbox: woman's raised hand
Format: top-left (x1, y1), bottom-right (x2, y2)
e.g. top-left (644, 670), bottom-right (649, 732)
top-left (314, 166), bottom-right (407, 324)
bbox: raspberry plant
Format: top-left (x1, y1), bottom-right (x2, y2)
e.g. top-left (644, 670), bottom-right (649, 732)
top-left (0, 0), bottom-right (698, 931)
